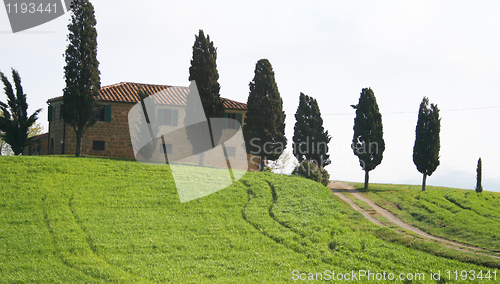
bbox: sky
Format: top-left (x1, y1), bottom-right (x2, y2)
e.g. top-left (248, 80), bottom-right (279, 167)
top-left (1, 0), bottom-right (499, 191)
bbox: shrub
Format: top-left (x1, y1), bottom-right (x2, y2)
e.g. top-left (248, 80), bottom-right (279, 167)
top-left (292, 160), bottom-right (330, 186)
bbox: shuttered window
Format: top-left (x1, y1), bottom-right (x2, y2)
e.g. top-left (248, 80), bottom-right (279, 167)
top-left (157, 109), bottom-right (178, 126)
top-left (105, 105), bottom-right (111, 122)
top-left (236, 113), bottom-right (242, 129)
top-left (48, 105), bottom-right (55, 121)
top-left (224, 112), bottom-right (242, 129)
top-left (97, 105), bottom-right (112, 122)
top-left (162, 143), bottom-right (173, 154)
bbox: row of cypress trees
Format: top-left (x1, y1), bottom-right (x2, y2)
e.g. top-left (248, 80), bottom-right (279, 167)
top-left (351, 89), bottom-right (442, 191)
top-left (186, 30), bottom-right (331, 175)
top-left (186, 27), bottom-right (445, 192)
top-left (351, 90), bottom-right (483, 192)
top-left (243, 60), bottom-right (334, 175)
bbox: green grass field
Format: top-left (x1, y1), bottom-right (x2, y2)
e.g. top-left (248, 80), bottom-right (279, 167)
top-left (0, 156), bottom-right (497, 283)
top-left (354, 183), bottom-right (500, 252)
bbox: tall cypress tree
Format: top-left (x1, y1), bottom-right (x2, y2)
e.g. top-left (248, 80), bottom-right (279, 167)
top-left (351, 88), bottom-right (385, 190)
top-left (61, 0), bottom-right (100, 157)
top-left (413, 97), bottom-right (441, 191)
top-left (475, 158), bottom-right (483, 193)
top-left (185, 30), bottom-right (224, 165)
top-left (0, 69), bottom-right (41, 155)
top-left (243, 59), bottom-right (286, 170)
top-left (293, 92), bottom-right (331, 167)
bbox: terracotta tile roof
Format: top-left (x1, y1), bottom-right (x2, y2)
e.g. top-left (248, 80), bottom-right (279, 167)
top-left (29, 133), bottom-right (49, 141)
top-left (222, 97), bottom-right (247, 110)
top-left (47, 82), bottom-right (247, 110)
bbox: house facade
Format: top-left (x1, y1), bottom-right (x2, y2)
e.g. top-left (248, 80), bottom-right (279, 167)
top-left (46, 82), bottom-right (248, 163)
top-left (21, 133), bottom-right (49, 156)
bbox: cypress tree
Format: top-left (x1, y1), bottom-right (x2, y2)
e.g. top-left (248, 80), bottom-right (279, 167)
top-left (243, 59), bottom-right (286, 170)
top-left (293, 92), bottom-right (331, 167)
top-left (185, 30), bottom-right (224, 165)
top-left (351, 88), bottom-right (385, 190)
top-left (0, 69), bottom-right (41, 155)
top-left (413, 97), bottom-right (441, 191)
top-left (475, 158), bottom-right (483, 193)
top-left (61, 0), bottom-right (100, 157)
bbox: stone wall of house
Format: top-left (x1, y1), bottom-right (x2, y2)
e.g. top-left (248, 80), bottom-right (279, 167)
top-left (47, 100), bottom-right (256, 171)
top-left (22, 139), bottom-right (48, 156)
top-left (83, 102), bottom-right (136, 159)
top-left (46, 100), bottom-right (133, 158)
top-left (54, 102), bottom-right (136, 159)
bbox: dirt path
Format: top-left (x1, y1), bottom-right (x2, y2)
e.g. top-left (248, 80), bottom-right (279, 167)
top-left (329, 182), bottom-right (500, 258)
top-left (330, 185), bottom-right (385, 227)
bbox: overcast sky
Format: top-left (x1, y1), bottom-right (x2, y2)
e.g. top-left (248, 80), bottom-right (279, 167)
top-left (1, 0), bottom-right (499, 191)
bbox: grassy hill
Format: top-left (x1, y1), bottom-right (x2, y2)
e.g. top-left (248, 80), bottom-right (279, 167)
top-left (0, 156), bottom-right (496, 283)
top-left (355, 183), bottom-right (500, 252)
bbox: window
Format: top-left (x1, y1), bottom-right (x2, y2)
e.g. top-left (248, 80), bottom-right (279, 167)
top-left (97, 106), bottom-right (105, 121)
top-left (157, 109), bottom-right (178, 126)
top-left (162, 143), bottom-right (173, 154)
top-left (226, 113), bottom-right (237, 129)
top-left (48, 105), bottom-right (56, 122)
top-left (97, 105), bottom-right (112, 122)
top-left (224, 112), bottom-right (243, 129)
top-left (161, 109), bottom-right (172, 125)
top-left (225, 146), bottom-right (236, 157)
top-left (92, 141), bottom-right (105, 151)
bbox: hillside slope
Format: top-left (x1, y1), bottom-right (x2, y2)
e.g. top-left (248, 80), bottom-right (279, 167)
top-left (356, 183), bottom-right (500, 252)
top-left (0, 156), bottom-right (494, 283)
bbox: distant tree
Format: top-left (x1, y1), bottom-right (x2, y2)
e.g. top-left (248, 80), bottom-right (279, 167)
top-left (292, 160), bottom-right (330, 187)
top-left (243, 59), bottom-right (286, 170)
top-left (413, 97), bottom-right (441, 191)
top-left (28, 122), bottom-right (44, 138)
top-left (351, 88), bottom-right (385, 190)
top-left (61, 0), bottom-right (100, 157)
top-left (293, 93), bottom-right (331, 167)
top-left (0, 69), bottom-right (42, 155)
top-left (185, 30), bottom-right (225, 165)
top-left (475, 158), bottom-right (483, 193)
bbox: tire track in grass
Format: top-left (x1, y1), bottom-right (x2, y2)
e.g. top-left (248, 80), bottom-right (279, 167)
top-left (42, 179), bottom-right (152, 283)
top-left (241, 179), bottom-right (304, 250)
top-left (267, 181), bottom-right (307, 238)
top-left (240, 177), bottom-right (367, 270)
top-left (241, 178), bottom-right (325, 259)
top-left (68, 189), bottom-right (151, 280)
top-left (69, 191), bottom-right (98, 254)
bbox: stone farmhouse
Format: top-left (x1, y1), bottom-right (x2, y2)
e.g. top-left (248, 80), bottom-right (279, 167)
top-left (44, 82), bottom-right (248, 162)
top-left (23, 133), bottom-right (49, 156)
